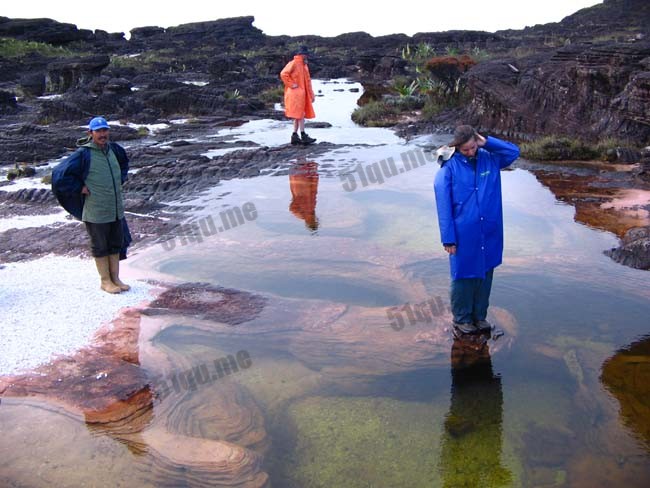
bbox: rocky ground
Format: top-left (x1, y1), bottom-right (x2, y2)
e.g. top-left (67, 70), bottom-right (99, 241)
top-left (0, 0), bottom-right (649, 270)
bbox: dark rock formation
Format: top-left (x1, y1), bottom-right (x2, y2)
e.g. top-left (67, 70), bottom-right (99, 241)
top-left (604, 225), bottom-right (650, 270)
top-left (46, 55), bottom-right (111, 92)
top-left (0, 90), bottom-right (18, 114)
top-left (19, 73), bottom-right (46, 97)
top-left (0, 17), bottom-right (95, 45)
top-left (461, 42), bottom-right (650, 143)
top-left (606, 146), bottom-right (643, 163)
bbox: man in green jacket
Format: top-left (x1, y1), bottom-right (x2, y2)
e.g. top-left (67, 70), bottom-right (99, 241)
top-left (81, 116), bottom-right (130, 294)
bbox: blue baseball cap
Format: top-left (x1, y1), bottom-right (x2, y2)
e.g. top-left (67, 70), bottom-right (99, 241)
top-left (88, 116), bottom-right (110, 131)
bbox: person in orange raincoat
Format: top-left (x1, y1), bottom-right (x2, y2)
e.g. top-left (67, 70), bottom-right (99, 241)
top-left (280, 46), bottom-right (317, 145)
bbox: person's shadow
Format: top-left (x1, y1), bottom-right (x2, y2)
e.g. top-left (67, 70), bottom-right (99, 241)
top-left (289, 160), bottom-right (319, 233)
top-left (439, 333), bottom-right (513, 487)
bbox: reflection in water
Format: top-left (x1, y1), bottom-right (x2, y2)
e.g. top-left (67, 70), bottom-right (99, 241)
top-left (289, 160), bottom-right (319, 232)
top-left (440, 333), bottom-right (512, 487)
top-left (601, 335), bottom-right (650, 453)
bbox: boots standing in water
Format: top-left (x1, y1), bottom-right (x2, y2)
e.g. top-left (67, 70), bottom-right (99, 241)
top-left (280, 46), bottom-right (317, 145)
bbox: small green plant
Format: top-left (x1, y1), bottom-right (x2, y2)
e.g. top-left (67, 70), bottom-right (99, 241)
top-left (351, 100), bottom-right (399, 127)
top-left (421, 97), bottom-right (444, 120)
top-left (224, 89), bottom-right (243, 100)
top-left (393, 80), bottom-right (420, 97)
top-left (445, 46), bottom-right (460, 56)
top-left (259, 85), bottom-right (285, 104)
top-left (595, 137), bottom-right (627, 156)
top-left (137, 126), bottom-right (150, 137)
top-left (470, 46), bottom-right (491, 62)
top-left (6, 168), bottom-right (19, 181)
top-left (41, 173), bottom-right (52, 185)
top-left (401, 42), bottom-right (436, 66)
top-left (6, 163), bottom-right (36, 181)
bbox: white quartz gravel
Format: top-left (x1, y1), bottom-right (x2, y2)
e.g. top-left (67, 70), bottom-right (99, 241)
top-left (0, 255), bottom-right (153, 376)
top-left (0, 211), bottom-right (72, 232)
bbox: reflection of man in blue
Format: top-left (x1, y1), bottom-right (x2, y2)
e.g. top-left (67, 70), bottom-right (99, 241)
top-left (439, 334), bottom-right (512, 486)
top-left (434, 125), bottom-right (519, 335)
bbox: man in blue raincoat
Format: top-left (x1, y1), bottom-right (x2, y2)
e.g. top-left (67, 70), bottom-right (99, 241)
top-left (434, 125), bottom-right (520, 335)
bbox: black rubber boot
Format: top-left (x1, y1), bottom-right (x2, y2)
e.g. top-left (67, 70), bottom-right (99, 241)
top-left (291, 132), bottom-right (301, 145)
top-left (300, 131), bottom-right (316, 145)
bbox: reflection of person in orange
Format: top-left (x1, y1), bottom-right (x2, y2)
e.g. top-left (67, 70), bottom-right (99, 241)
top-left (439, 334), bottom-right (512, 487)
top-left (289, 161), bottom-right (319, 232)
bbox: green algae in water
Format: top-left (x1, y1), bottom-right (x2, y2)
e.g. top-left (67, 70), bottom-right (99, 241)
top-left (276, 396), bottom-right (445, 487)
top-left (274, 394), bottom-right (516, 488)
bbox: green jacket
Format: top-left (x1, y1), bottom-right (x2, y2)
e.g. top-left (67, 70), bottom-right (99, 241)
top-left (80, 141), bottom-right (125, 223)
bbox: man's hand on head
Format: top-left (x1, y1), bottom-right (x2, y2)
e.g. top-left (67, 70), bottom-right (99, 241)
top-left (475, 133), bottom-right (487, 147)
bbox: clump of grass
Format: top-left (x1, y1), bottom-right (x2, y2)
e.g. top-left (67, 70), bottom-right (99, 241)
top-left (351, 100), bottom-right (399, 127)
top-left (421, 97), bottom-right (445, 120)
top-left (224, 88), bottom-right (243, 100)
top-left (109, 49), bottom-right (178, 70)
top-left (520, 136), bottom-right (600, 160)
top-left (594, 137), bottom-right (628, 157)
top-left (0, 37), bottom-right (74, 58)
top-left (259, 85), bottom-right (284, 105)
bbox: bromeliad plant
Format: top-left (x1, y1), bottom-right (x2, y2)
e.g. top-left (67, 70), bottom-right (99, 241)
top-left (393, 79), bottom-right (420, 98)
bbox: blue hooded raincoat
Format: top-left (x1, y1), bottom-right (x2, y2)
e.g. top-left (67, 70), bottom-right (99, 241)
top-left (434, 136), bottom-right (520, 280)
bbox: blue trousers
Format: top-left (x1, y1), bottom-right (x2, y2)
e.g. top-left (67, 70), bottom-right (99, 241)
top-left (450, 268), bottom-right (494, 324)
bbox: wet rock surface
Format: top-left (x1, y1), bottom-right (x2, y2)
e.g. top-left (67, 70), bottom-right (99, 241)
top-left (605, 225), bottom-right (650, 270)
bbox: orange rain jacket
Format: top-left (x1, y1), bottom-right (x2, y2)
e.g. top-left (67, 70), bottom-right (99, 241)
top-left (280, 55), bottom-right (316, 119)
